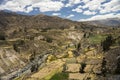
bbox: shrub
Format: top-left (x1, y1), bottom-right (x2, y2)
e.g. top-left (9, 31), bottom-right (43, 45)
top-left (13, 44), bottom-right (19, 52)
top-left (31, 64), bottom-right (38, 72)
top-left (46, 37), bottom-right (53, 43)
top-left (101, 35), bottom-right (113, 52)
top-left (80, 62), bottom-right (86, 73)
top-left (13, 40), bottom-right (25, 52)
top-left (0, 34), bottom-right (5, 40)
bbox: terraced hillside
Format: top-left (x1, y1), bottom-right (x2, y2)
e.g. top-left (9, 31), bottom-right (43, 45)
top-left (0, 11), bottom-right (120, 80)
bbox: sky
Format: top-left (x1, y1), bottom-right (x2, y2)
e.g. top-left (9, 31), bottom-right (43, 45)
top-left (0, 0), bottom-right (120, 21)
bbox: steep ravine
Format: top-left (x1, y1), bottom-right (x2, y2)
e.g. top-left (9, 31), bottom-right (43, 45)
top-left (0, 50), bottom-right (50, 80)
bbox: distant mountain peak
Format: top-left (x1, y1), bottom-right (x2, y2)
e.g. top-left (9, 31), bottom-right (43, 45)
top-left (85, 18), bottom-right (120, 27)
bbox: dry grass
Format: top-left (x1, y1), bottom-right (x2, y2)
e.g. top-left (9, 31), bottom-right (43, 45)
top-left (27, 59), bottom-right (65, 80)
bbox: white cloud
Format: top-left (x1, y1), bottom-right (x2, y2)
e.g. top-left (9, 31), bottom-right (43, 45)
top-left (80, 0), bottom-right (120, 14)
top-left (83, 10), bottom-right (96, 15)
top-left (82, 0), bottom-right (106, 10)
top-left (32, 1), bottom-right (64, 12)
top-left (52, 13), bottom-right (61, 16)
top-left (0, 0), bottom-right (64, 13)
top-left (72, 5), bottom-right (83, 13)
top-left (25, 6), bottom-right (33, 13)
top-left (72, 8), bottom-right (82, 13)
top-left (67, 14), bottom-right (75, 18)
top-left (0, 0), bottom-right (32, 12)
top-left (79, 13), bottom-right (120, 21)
top-left (71, 0), bottom-right (106, 14)
top-left (65, 0), bottom-right (81, 7)
top-left (82, 0), bottom-right (90, 3)
top-left (74, 0), bottom-right (120, 16)
top-left (100, 0), bottom-right (120, 13)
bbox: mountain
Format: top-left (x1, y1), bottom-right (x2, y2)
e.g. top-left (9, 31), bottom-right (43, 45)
top-left (0, 11), bottom-right (101, 39)
top-left (0, 11), bottom-right (120, 29)
top-left (85, 18), bottom-right (120, 27)
top-left (0, 11), bottom-right (82, 30)
top-left (0, 11), bottom-right (85, 36)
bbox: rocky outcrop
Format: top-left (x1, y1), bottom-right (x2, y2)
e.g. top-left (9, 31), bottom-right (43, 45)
top-left (105, 47), bottom-right (120, 74)
top-left (0, 48), bottom-right (25, 77)
top-left (67, 31), bottom-right (84, 41)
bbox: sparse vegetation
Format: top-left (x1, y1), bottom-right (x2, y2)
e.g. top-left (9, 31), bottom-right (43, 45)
top-left (46, 37), bottom-right (53, 43)
top-left (0, 11), bottom-right (120, 80)
top-left (13, 40), bottom-right (25, 52)
top-left (89, 34), bottom-right (107, 44)
top-left (50, 72), bottom-right (69, 80)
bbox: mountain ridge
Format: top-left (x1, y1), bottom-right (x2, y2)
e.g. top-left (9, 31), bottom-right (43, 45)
top-left (84, 18), bottom-right (120, 27)
top-left (0, 11), bottom-right (119, 39)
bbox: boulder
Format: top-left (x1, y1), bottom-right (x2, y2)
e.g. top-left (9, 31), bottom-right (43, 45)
top-left (34, 35), bottom-right (45, 40)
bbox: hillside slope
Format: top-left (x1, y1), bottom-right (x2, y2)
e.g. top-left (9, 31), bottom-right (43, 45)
top-left (0, 11), bottom-right (83, 30)
top-left (0, 11), bottom-right (120, 80)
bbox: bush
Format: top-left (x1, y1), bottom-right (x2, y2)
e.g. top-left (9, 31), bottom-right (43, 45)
top-left (76, 42), bottom-right (81, 51)
top-left (13, 44), bottom-right (19, 52)
top-left (31, 64), bottom-right (38, 72)
top-left (101, 35), bottom-right (113, 52)
top-left (80, 62), bottom-right (86, 73)
top-left (0, 34), bottom-right (5, 40)
top-left (46, 37), bottom-right (53, 43)
top-left (13, 40), bottom-right (25, 52)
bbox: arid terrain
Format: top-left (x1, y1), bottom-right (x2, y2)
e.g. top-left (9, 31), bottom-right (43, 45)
top-left (0, 11), bottom-right (120, 80)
